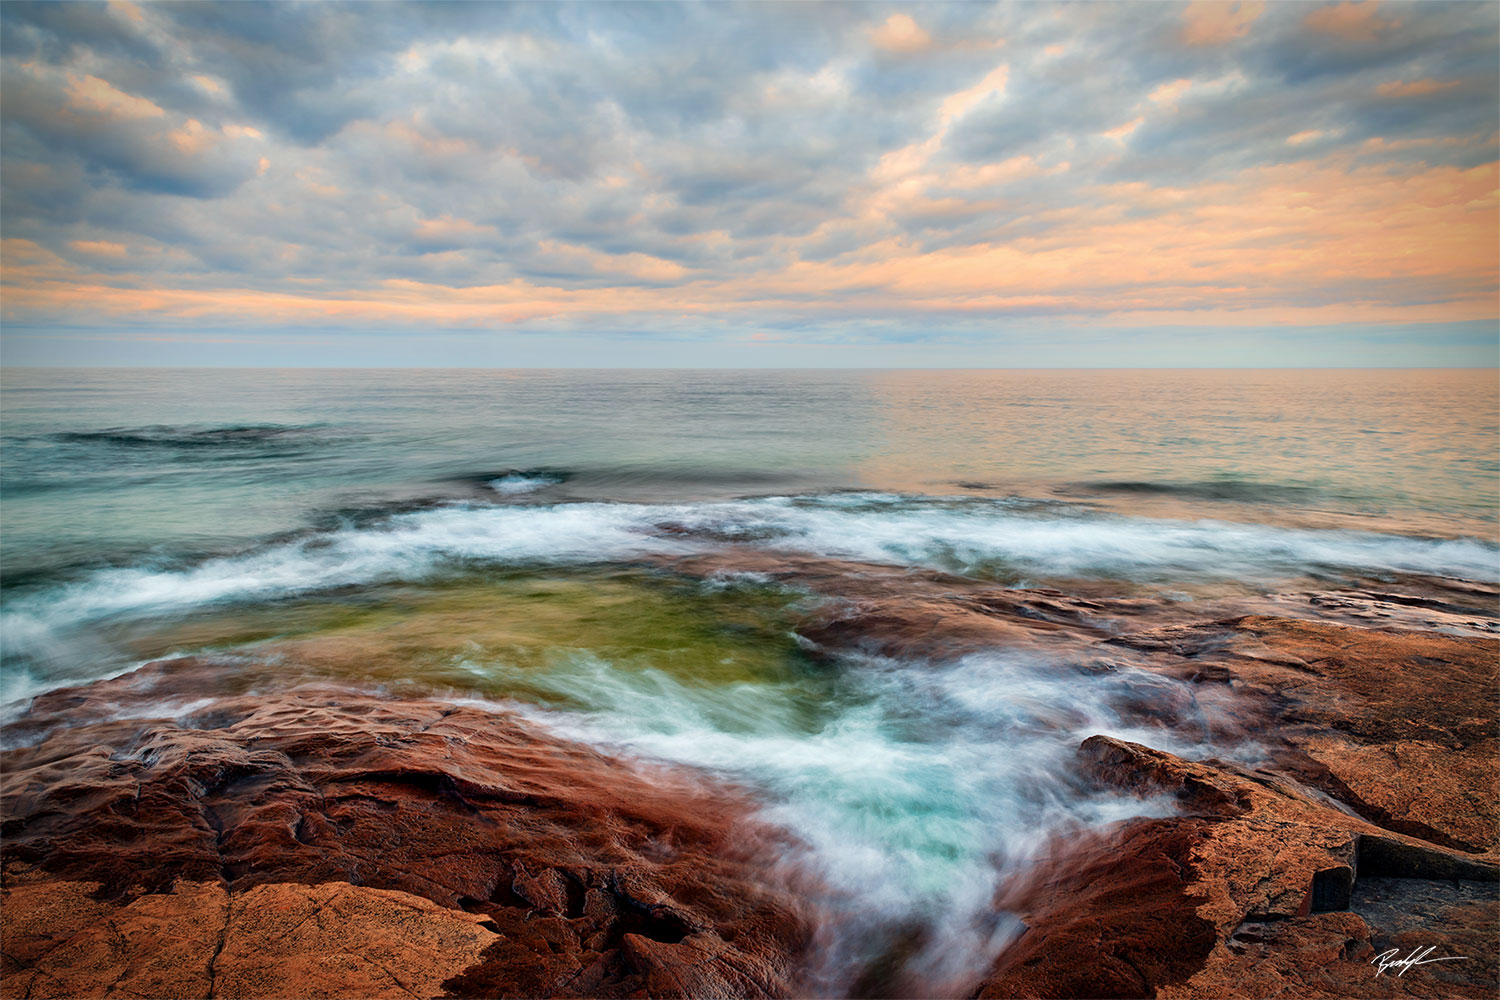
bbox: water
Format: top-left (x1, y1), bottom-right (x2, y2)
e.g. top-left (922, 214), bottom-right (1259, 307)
top-left (477, 646), bottom-right (1203, 990)
top-left (4, 368), bottom-right (1496, 582)
top-left (2, 366), bottom-right (1496, 991)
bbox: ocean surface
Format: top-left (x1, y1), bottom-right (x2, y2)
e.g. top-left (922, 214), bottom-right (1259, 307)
top-left (3, 366), bottom-right (1497, 988)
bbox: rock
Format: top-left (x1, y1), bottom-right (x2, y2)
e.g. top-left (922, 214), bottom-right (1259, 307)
top-left (1, 873), bottom-right (498, 1000)
top-left (2, 873), bottom-right (227, 1000)
top-left (1354, 876), bottom-right (1500, 992)
top-left (1106, 615), bottom-right (1500, 853)
top-left (4, 584), bottom-right (1497, 999)
top-left (977, 609), bottom-right (1500, 999)
top-left (798, 593), bottom-right (1083, 660)
top-left (216, 881), bottom-right (498, 999)
top-left (1075, 734), bottom-right (1251, 816)
top-left (1356, 835), bottom-right (1499, 883)
top-left (979, 817), bottom-right (1219, 999)
top-left (0, 658), bottom-right (812, 998)
top-left (977, 736), bottom-right (1498, 999)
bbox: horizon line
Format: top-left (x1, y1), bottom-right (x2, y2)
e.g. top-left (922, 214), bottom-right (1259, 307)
top-left (3, 363), bottom-right (1497, 372)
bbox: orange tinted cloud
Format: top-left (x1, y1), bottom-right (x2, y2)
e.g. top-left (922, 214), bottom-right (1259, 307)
top-left (1304, 2), bottom-right (1399, 42)
top-left (68, 240), bottom-right (129, 257)
top-left (870, 14), bottom-right (933, 54)
top-left (1181, 2), bottom-right (1264, 46)
top-left (6, 157), bottom-right (1493, 332)
top-left (1377, 79), bottom-right (1461, 98)
top-left (4, 0), bottom-right (1494, 359)
top-left (64, 74), bottom-right (164, 119)
top-left (412, 216), bottom-right (496, 243)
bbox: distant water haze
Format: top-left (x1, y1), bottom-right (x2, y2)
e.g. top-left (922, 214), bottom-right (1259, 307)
top-left (3, 368), bottom-right (1495, 579)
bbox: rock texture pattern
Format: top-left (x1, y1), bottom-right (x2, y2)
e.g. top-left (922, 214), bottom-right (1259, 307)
top-left (979, 613), bottom-right (1499, 1000)
top-left (1, 659), bottom-right (812, 999)
top-left (2, 875), bottom-right (497, 1000)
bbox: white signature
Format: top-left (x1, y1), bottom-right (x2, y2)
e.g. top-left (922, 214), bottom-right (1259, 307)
top-left (1371, 946), bottom-right (1468, 977)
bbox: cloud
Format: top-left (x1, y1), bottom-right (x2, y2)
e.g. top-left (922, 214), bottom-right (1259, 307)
top-left (0, 0), bottom-right (1495, 364)
top-left (1303, 1), bottom-right (1400, 43)
top-left (65, 73), bottom-right (165, 119)
top-left (1376, 78), bottom-right (1460, 98)
top-left (2, 58), bottom-right (265, 197)
top-left (1181, 2), bottom-right (1265, 46)
top-left (870, 13), bottom-right (933, 54)
top-left (68, 239), bottom-right (128, 257)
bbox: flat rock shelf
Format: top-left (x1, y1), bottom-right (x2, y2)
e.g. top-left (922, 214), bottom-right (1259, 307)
top-left (3, 558), bottom-right (1496, 999)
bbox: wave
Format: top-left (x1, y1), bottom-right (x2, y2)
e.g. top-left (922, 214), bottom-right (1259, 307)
top-left (455, 647), bottom-right (1209, 992)
top-left (488, 471), bottom-right (566, 495)
top-left (41, 424), bottom-right (325, 448)
top-left (1072, 478), bottom-right (1326, 503)
top-left (3, 492), bottom-right (1496, 674)
top-left (454, 463), bottom-right (826, 499)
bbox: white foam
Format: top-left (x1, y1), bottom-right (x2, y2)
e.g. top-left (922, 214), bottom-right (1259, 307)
top-left (0, 655), bottom-right (167, 727)
top-left (457, 648), bottom-right (1209, 992)
top-left (488, 473), bottom-right (561, 495)
top-left (0, 504), bottom-right (679, 659)
top-left (670, 495), bottom-right (1499, 582)
top-left (4, 493), bottom-right (1495, 684)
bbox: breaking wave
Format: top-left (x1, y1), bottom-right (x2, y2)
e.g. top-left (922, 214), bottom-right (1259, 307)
top-left (488, 471), bottom-right (566, 495)
top-left (3, 492), bottom-right (1495, 690)
top-left (458, 647), bottom-right (1207, 992)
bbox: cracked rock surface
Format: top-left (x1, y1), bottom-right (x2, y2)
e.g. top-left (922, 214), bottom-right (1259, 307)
top-left (978, 612), bottom-right (1499, 1000)
top-left (2, 875), bottom-right (496, 999)
top-left (1, 658), bottom-right (812, 999)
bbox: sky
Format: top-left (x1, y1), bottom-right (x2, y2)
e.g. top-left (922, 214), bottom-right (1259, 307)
top-left (1, 0), bottom-right (1496, 367)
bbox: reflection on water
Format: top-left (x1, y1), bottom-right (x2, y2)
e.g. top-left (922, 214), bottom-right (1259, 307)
top-left (859, 368), bottom-right (1499, 534)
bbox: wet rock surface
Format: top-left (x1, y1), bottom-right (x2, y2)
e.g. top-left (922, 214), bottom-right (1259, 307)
top-left (1, 659), bottom-right (813, 998)
top-left (978, 609), bottom-right (1498, 1000)
top-left (1105, 614), bottom-right (1499, 853)
top-left (2, 565), bottom-right (1496, 999)
top-left (981, 734), bottom-right (1497, 999)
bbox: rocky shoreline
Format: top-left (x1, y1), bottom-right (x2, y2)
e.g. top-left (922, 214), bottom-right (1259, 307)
top-left (3, 565), bottom-right (1496, 999)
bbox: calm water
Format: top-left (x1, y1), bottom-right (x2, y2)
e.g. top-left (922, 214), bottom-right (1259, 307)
top-left (2, 366), bottom-right (1497, 991)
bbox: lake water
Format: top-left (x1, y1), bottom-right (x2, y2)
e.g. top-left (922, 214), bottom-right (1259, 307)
top-left (2, 366), bottom-right (1496, 990)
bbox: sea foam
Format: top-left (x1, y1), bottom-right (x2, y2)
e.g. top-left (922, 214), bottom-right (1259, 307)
top-left (459, 646), bottom-right (1210, 992)
top-left (3, 492), bottom-right (1495, 692)
top-left (488, 472), bottom-right (564, 495)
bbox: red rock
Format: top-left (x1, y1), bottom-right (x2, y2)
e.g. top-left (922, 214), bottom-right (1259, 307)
top-left (1, 658), bottom-right (813, 998)
top-left (1106, 615), bottom-right (1500, 853)
top-left (980, 818), bottom-right (1219, 999)
top-left (1, 873), bottom-right (499, 1000)
top-left (4, 583), bottom-right (1497, 1000)
top-left (978, 736), bottom-right (1498, 999)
